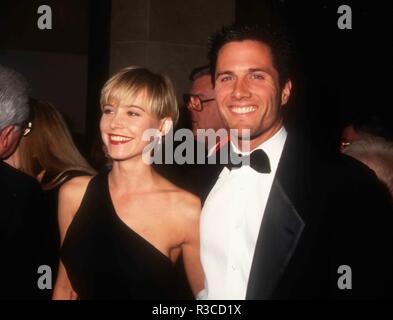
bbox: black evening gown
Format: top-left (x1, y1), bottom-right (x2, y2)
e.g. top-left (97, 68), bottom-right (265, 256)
top-left (61, 171), bottom-right (184, 299)
top-left (39, 170), bottom-right (90, 299)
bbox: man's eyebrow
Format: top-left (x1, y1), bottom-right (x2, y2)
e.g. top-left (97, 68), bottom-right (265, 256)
top-left (215, 70), bottom-right (235, 80)
top-left (215, 68), bottom-right (273, 79)
top-left (248, 68), bottom-right (272, 74)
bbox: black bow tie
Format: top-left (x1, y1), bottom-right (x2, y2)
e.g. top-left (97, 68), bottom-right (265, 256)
top-left (226, 149), bottom-right (271, 174)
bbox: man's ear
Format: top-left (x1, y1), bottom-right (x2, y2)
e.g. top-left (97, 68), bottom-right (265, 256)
top-left (159, 117), bottom-right (173, 137)
top-left (0, 125), bottom-right (17, 149)
top-left (280, 80), bottom-right (292, 106)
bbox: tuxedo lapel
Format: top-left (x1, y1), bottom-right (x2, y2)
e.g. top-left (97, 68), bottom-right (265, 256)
top-left (246, 180), bottom-right (305, 299)
top-left (246, 133), bottom-right (306, 299)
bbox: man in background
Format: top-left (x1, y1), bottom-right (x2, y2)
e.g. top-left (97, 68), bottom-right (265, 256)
top-left (0, 64), bottom-right (44, 299)
top-left (184, 65), bottom-right (225, 139)
top-left (156, 65), bottom-right (226, 196)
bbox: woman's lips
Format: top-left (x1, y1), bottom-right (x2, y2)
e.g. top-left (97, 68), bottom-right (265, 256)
top-left (108, 134), bottom-right (132, 145)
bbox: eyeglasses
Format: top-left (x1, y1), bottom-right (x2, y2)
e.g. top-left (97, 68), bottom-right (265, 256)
top-left (339, 140), bottom-right (352, 152)
top-left (22, 121), bottom-right (33, 137)
top-left (183, 94), bottom-right (215, 112)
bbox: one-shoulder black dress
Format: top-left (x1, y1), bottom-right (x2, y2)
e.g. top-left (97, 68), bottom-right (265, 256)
top-left (61, 172), bottom-right (183, 299)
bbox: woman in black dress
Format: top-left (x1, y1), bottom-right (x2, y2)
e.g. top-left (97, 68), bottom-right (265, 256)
top-left (53, 67), bottom-right (204, 299)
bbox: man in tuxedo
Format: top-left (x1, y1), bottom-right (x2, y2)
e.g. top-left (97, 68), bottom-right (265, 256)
top-left (0, 65), bottom-right (44, 299)
top-left (199, 24), bottom-right (393, 299)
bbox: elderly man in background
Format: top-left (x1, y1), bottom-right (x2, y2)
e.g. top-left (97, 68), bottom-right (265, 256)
top-left (0, 64), bottom-right (44, 299)
top-left (184, 65), bottom-right (225, 139)
top-left (343, 136), bottom-right (393, 201)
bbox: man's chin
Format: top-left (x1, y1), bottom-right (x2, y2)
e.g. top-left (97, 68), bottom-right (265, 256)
top-left (231, 128), bottom-right (256, 141)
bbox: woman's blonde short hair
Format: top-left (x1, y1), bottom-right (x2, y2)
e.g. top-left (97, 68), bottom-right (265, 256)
top-left (100, 66), bottom-right (179, 124)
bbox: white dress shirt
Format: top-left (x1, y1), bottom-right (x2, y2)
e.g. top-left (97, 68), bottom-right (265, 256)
top-left (199, 126), bottom-right (287, 300)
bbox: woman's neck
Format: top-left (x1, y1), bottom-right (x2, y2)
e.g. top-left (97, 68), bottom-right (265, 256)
top-left (109, 156), bottom-right (157, 193)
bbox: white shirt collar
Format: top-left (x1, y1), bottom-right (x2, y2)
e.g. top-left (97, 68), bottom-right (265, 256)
top-left (230, 126), bottom-right (287, 173)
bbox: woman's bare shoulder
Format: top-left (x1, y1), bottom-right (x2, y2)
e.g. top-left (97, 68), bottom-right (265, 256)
top-left (172, 187), bottom-right (201, 223)
top-left (59, 175), bottom-right (94, 210)
top-left (60, 175), bottom-right (93, 195)
top-left (155, 173), bottom-right (201, 222)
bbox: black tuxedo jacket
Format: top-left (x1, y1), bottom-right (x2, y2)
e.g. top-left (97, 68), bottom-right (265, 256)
top-left (0, 161), bottom-right (45, 299)
top-left (192, 133), bottom-right (393, 299)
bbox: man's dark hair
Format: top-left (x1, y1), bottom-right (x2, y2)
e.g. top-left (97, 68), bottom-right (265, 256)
top-left (208, 23), bottom-right (291, 88)
top-left (189, 65), bottom-right (211, 82)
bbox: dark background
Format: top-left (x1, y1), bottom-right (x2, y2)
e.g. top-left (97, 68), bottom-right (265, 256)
top-left (1, 0), bottom-right (392, 160)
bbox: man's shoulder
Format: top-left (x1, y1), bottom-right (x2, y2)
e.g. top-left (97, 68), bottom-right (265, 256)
top-left (278, 133), bottom-right (389, 209)
top-left (0, 161), bottom-right (41, 194)
top-left (321, 152), bottom-right (382, 191)
top-left (282, 132), bottom-right (377, 177)
top-left (0, 162), bottom-right (43, 225)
